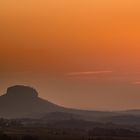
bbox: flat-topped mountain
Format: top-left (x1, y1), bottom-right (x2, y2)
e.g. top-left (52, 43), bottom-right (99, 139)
top-left (0, 85), bottom-right (63, 118)
top-left (0, 85), bottom-right (116, 119)
top-left (1, 85), bottom-right (140, 121)
top-left (6, 85), bottom-right (38, 99)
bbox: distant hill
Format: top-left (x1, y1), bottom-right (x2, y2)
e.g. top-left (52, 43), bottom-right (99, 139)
top-left (0, 85), bottom-right (64, 118)
top-left (0, 85), bottom-right (140, 124)
top-left (0, 85), bottom-right (113, 119)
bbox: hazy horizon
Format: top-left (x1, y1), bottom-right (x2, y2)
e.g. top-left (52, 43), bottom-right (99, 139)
top-left (1, 0), bottom-right (140, 111)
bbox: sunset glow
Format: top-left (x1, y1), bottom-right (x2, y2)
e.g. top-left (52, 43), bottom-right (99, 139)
top-left (0, 0), bottom-right (140, 110)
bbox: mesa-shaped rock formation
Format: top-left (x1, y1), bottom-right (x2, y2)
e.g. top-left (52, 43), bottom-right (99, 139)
top-left (6, 85), bottom-right (38, 99)
top-left (0, 85), bottom-right (62, 118)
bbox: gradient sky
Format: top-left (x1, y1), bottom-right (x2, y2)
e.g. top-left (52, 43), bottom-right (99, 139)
top-left (0, 0), bottom-right (140, 110)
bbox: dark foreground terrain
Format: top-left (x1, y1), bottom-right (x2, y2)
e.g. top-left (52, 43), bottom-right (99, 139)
top-left (1, 127), bottom-right (140, 140)
top-left (1, 118), bottom-right (140, 140)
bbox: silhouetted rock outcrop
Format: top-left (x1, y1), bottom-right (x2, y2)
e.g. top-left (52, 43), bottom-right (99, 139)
top-left (0, 85), bottom-right (63, 118)
top-left (0, 85), bottom-right (120, 120)
top-left (6, 85), bottom-right (38, 99)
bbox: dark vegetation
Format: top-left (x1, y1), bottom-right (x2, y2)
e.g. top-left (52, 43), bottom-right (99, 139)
top-left (1, 118), bottom-right (140, 140)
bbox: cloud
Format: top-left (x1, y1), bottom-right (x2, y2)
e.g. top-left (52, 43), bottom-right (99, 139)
top-left (132, 82), bottom-right (140, 85)
top-left (67, 71), bottom-right (113, 76)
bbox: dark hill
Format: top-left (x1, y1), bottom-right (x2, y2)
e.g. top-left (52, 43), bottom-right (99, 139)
top-left (0, 85), bottom-right (119, 119)
top-left (0, 85), bottom-right (64, 118)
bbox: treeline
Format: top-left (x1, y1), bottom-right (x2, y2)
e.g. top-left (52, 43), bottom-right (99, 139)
top-left (0, 134), bottom-right (38, 140)
top-left (0, 118), bottom-right (22, 127)
top-left (88, 127), bottom-right (140, 137)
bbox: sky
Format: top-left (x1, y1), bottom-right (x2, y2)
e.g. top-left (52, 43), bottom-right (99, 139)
top-left (0, 0), bottom-right (140, 110)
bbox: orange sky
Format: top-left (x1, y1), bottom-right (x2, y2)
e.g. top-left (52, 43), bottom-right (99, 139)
top-left (0, 0), bottom-right (140, 110)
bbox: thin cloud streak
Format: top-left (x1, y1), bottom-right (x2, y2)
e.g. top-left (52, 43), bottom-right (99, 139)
top-left (67, 71), bottom-right (113, 76)
top-left (132, 82), bottom-right (140, 85)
